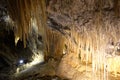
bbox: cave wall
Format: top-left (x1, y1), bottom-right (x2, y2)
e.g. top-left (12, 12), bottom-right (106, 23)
top-left (0, 0), bottom-right (120, 80)
top-left (47, 0), bottom-right (120, 80)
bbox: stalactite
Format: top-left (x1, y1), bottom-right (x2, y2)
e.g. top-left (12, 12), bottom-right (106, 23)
top-left (44, 28), bottom-right (65, 61)
top-left (6, 0), bottom-right (47, 48)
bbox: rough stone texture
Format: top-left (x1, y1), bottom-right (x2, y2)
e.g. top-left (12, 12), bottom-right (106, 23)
top-left (0, 0), bottom-right (120, 80)
top-left (47, 0), bottom-right (120, 80)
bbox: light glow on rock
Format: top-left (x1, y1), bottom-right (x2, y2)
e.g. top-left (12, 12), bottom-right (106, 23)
top-left (16, 51), bottom-right (44, 73)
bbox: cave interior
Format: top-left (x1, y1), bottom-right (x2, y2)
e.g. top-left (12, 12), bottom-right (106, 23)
top-left (0, 0), bottom-right (120, 80)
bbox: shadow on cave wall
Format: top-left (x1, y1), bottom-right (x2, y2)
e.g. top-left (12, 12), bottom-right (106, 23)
top-left (0, 0), bottom-right (120, 80)
top-left (0, 24), bottom-right (33, 80)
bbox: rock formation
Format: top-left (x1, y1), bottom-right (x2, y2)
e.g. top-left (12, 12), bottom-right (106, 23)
top-left (0, 0), bottom-right (120, 80)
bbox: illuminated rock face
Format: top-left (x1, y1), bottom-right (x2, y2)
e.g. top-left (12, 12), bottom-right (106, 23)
top-left (1, 0), bottom-right (120, 80)
top-left (47, 0), bottom-right (120, 80)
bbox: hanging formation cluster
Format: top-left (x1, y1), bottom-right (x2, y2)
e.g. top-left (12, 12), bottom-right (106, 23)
top-left (6, 0), bottom-right (47, 47)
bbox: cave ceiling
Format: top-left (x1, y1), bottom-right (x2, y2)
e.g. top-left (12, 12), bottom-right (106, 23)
top-left (0, 0), bottom-right (120, 80)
